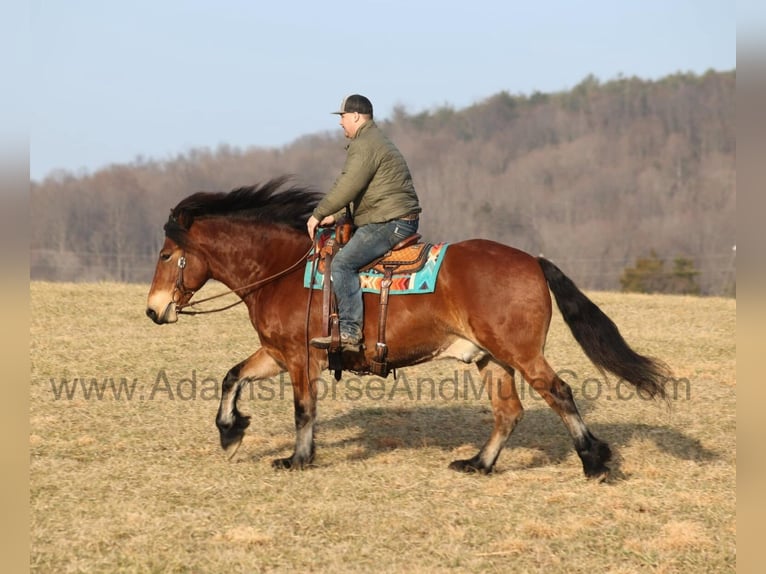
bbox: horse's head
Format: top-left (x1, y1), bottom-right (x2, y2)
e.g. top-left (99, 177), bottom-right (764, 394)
top-left (146, 216), bottom-right (210, 324)
top-left (146, 179), bottom-right (322, 324)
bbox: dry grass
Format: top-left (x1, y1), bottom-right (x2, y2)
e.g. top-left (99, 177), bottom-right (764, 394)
top-left (30, 282), bottom-right (736, 573)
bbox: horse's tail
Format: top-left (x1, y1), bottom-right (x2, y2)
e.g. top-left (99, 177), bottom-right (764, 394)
top-left (537, 257), bottom-right (670, 402)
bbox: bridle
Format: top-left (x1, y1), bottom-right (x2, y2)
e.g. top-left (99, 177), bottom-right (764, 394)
top-left (171, 255), bottom-right (198, 308)
top-left (171, 246), bottom-right (314, 316)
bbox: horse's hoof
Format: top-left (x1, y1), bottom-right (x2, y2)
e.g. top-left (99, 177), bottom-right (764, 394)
top-left (223, 435), bottom-right (243, 461)
top-left (219, 424), bottom-right (244, 450)
top-left (579, 439), bottom-right (612, 481)
top-left (217, 414), bottom-right (251, 458)
top-left (272, 456), bottom-right (314, 470)
top-left (584, 466), bottom-right (610, 482)
top-left (448, 458), bottom-right (491, 474)
top-left (272, 456), bottom-right (297, 470)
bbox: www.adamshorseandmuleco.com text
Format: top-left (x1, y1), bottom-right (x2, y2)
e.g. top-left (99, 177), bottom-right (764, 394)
top-left (48, 368), bottom-right (691, 403)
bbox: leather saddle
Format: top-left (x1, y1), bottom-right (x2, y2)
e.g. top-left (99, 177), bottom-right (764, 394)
top-left (315, 221), bottom-right (432, 379)
top-left (359, 234), bottom-right (429, 274)
top-left (314, 232), bottom-right (429, 275)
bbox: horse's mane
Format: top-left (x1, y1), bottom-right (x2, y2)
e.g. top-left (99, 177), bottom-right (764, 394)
top-left (164, 176), bottom-right (323, 247)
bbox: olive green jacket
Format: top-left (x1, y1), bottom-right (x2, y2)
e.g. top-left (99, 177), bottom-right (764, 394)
top-left (312, 120), bottom-right (420, 226)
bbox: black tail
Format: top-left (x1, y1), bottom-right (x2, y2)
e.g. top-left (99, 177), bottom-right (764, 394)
top-left (538, 257), bottom-right (670, 402)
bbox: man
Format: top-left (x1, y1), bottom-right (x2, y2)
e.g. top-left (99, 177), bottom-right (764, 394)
top-left (307, 94), bottom-right (421, 350)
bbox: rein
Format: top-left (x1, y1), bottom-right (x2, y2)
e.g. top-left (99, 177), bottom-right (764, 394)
top-left (174, 246), bottom-right (314, 315)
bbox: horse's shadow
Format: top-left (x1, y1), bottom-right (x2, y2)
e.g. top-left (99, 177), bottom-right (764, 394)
top-left (282, 402), bottom-right (718, 477)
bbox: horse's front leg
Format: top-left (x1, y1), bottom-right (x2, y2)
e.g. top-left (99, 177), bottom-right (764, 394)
top-left (216, 347), bottom-right (283, 459)
top-left (272, 356), bottom-right (323, 470)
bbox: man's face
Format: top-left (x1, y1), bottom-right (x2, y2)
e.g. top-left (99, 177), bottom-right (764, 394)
top-left (339, 112), bottom-right (362, 139)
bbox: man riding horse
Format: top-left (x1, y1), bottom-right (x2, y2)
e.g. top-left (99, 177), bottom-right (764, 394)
top-left (306, 94), bottom-right (421, 351)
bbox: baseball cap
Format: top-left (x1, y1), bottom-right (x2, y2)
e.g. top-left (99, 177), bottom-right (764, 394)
top-left (332, 94), bottom-right (373, 116)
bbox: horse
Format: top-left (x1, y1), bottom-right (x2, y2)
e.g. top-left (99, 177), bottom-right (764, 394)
top-left (146, 177), bottom-right (670, 478)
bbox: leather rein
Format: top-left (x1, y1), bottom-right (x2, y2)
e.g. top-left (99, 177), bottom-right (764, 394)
top-left (172, 245), bottom-right (314, 315)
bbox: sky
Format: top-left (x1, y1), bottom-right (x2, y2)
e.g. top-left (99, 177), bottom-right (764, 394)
top-left (27, 0), bottom-right (738, 182)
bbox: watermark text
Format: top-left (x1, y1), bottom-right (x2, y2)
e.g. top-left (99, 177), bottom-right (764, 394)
top-left (48, 368), bottom-right (692, 403)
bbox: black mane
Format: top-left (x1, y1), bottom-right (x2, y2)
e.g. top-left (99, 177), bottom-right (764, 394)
top-left (164, 176), bottom-right (323, 247)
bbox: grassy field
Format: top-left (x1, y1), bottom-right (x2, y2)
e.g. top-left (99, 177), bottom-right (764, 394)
top-left (30, 281), bottom-right (736, 573)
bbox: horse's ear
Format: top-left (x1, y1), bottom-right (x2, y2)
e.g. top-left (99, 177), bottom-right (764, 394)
top-left (164, 211), bottom-right (187, 239)
top-left (168, 209), bottom-right (192, 229)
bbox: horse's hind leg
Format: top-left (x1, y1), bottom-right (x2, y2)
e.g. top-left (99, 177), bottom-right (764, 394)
top-left (519, 354), bottom-right (612, 479)
top-left (449, 356), bottom-right (523, 474)
top-left (216, 348), bottom-right (283, 459)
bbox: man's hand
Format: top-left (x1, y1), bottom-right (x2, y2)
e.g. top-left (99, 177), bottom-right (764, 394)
top-left (307, 215), bottom-right (335, 239)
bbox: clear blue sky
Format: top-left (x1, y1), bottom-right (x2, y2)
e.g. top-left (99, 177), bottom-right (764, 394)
top-left (29, 0), bottom-right (737, 181)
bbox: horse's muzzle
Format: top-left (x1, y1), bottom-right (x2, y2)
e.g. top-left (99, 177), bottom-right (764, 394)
top-left (145, 301), bottom-right (178, 324)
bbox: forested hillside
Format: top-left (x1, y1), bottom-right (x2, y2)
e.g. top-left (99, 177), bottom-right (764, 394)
top-left (30, 70), bottom-right (735, 294)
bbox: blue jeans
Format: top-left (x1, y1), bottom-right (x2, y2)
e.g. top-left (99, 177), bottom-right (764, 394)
top-left (331, 217), bottom-right (419, 338)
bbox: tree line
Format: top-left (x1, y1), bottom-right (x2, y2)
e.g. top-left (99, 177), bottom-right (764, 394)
top-left (30, 70), bottom-right (735, 295)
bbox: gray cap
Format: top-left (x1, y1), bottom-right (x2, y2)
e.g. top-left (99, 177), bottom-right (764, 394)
top-left (332, 94), bottom-right (373, 116)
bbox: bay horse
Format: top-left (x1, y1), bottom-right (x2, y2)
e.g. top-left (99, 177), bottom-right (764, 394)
top-left (146, 177), bottom-right (670, 478)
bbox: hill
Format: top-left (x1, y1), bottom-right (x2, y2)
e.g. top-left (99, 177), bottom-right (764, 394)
top-left (30, 70), bottom-right (735, 294)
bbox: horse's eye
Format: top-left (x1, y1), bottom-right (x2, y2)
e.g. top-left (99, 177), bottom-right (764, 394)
top-left (160, 252), bottom-right (172, 261)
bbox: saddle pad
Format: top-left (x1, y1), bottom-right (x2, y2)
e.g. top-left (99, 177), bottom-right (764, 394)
top-left (304, 242), bottom-right (449, 295)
